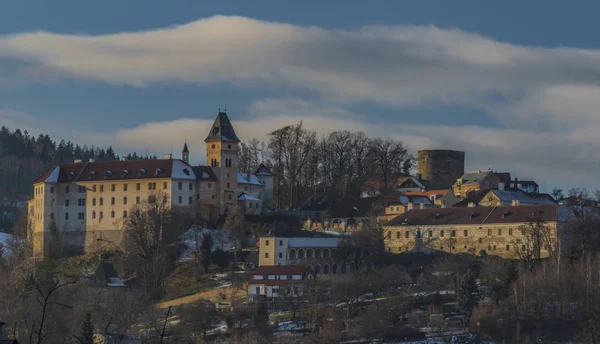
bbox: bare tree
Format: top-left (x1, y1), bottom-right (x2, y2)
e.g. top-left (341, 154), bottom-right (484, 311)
top-left (368, 138), bottom-right (410, 185)
top-left (178, 299), bottom-right (220, 341)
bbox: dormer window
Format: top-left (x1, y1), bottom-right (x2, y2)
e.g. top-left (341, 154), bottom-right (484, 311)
top-left (212, 126), bottom-right (219, 135)
top-left (69, 172), bottom-right (75, 180)
top-left (155, 168), bottom-right (163, 176)
top-left (138, 169), bottom-right (146, 177)
top-left (105, 170), bottom-right (113, 177)
top-left (88, 171), bottom-right (96, 178)
top-left (502, 212), bottom-right (512, 218)
top-left (183, 168), bottom-right (190, 176)
top-left (121, 170), bottom-right (129, 177)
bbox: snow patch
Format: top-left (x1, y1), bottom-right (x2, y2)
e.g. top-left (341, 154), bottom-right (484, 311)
top-left (0, 232), bottom-right (14, 257)
top-left (179, 227), bottom-right (235, 262)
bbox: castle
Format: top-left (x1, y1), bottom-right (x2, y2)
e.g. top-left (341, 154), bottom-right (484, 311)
top-left (27, 111), bottom-right (273, 257)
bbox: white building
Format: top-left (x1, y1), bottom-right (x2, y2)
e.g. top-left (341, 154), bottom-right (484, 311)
top-left (248, 265), bottom-right (312, 300)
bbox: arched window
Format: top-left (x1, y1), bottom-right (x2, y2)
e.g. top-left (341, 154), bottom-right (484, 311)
top-left (307, 249), bottom-right (313, 259)
top-left (314, 265), bottom-right (321, 275)
top-left (323, 249), bottom-right (330, 258)
top-left (315, 249), bottom-right (321, 259)
top-left (332, 264), bottom-right (338, 274)
top-left (298, 249), bottom-right (305, 259)
top-left (289, 249), bottom-right (296, 260)
top-left (323, 264), bottom-right (329, 274)
top-left (349, 262), bottom-right (356, 273)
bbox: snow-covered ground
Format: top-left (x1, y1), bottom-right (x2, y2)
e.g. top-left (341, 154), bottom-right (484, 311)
top-left (0, 232), bottom-right (13, 257)
top-left (179, 227), bottom-right (235, 262)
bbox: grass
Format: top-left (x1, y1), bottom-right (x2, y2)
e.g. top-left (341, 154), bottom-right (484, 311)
top-left (163, 261), bottom-right (223, 301)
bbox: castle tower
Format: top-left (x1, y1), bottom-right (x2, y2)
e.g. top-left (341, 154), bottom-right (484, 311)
top-left (417, 149), bottom-right (465, 190)
top-left (182, 142), bottom-right (189, 164)
top-left (205, 111), bottom-right (240, 213)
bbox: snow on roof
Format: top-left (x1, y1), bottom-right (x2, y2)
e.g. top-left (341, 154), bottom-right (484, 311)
top-left (238, 192), bottom-right (262, 202)
top-left (107, 277), bottom-right (126, 287)
top-left (237, 172), bottom-right (264, 186)
top-left (45, 166), bottom-right (60, 183)
top-left (287, 237), bottom-right (340, 248)
top-left (170, 160), bottom-right (196, 180)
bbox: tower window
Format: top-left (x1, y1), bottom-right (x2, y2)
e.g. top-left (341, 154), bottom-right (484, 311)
top-left (178, 182), bottom-right (182, 190)
top-left (189, 183), bottom-right (193, 191)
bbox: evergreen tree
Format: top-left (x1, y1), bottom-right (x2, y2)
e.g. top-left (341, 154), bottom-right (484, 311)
top-left (74, 312), bottom-right (95, 344)
top-left (455, 269), bottom-right (480, 326)
top-left (201, 232), bottom-right (213, 274)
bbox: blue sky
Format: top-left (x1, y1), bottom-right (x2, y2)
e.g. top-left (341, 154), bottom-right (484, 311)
top-left (1, 0), bottom-right (600, 191)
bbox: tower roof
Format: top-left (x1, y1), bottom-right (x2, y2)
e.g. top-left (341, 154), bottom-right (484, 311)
top-left (182, 142), bottom-right (189, 153)
top-left (205, 111), bottom-right (240, 143)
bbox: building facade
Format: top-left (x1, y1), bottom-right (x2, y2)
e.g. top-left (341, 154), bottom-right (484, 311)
top-left (383, 204), bottom-right (562, 259)
top-left (28, 111), bottom-right (273, 257)
top-left (248, 265), bottom-right (311, 300)
top-left (417, 150), bottom-right (465, 190)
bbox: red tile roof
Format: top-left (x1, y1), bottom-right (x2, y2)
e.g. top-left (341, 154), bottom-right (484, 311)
top-left (403, 190), bottom-right (449, 198)
top-left (387, 204), bottom-right (558, 226)
top-left (253, 265), bottom-right (308, 276)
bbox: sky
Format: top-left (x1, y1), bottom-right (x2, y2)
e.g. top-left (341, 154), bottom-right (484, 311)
top-left (1, 0), bottom-right (600, 192)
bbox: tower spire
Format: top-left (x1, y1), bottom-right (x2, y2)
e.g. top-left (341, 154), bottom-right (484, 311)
top-left (182, 140), bottom-right (190, 164)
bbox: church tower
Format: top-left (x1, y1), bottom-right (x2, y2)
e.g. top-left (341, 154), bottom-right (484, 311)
top-left (182, 142), bottom-right (189, 164)
top-left (205, 111), bottom-right (240, 213)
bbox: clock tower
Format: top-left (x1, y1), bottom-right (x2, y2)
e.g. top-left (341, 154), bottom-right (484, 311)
top-left (205, 111), bottom-right (240, 213)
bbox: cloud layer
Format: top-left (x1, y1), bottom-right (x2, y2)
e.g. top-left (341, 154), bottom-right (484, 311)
top-left (1, 16), bottom-right (600, 190)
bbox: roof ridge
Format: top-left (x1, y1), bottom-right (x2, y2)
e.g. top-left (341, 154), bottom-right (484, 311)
top-left (73, 162), bottom-right (89, 182)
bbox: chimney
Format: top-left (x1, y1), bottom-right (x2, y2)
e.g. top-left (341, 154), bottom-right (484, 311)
top-left (468, 202), bottom-right (476, 208)
top-left (164, 153), bottom-right (172, 160)
top-left (89, 158), bottom-right (95, 163)
top-left (498, 182), bottom-right (505, 191)
top-left (74, 159), bottom-right (82, 163)
top-left (408, 202), bottom-right (414, 210)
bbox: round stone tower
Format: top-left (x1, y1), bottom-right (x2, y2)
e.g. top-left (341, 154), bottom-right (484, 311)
top-left (417, 150), bottom-right (465, 190)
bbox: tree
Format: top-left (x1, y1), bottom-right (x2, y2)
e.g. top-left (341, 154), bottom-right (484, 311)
top-left (74, 312), bottom-right (94, 344)
top-left (455, 269), bottom-right (479, 326)
top-left (201, 232), bottom-right (213, 274)
top-left (551, 188), bottom-right (564, 202)
top-left (178, 299), bottom-right (220, 341)
top-left (223, 206), bottom-right (246, 262)
top-left (368, 138), bottom-right (410, 186)
top-left (212, 249), bottom-right (230, 271)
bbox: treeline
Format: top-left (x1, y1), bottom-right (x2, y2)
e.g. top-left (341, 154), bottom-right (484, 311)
top-left (238, 122), bottom-right (415, 210)
top-left (0, 126), bottom-right (156, 200)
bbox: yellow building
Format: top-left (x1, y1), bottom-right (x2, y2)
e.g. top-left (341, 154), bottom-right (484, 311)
top-left (28, 111), bottom-right (273, 257)
top-left (384, 204), bottom-right (561, 259)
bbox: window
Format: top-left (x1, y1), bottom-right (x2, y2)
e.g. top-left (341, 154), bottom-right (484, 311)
top-left (464, 230), bottom-right (468, 237)
top-left (92, 211), bottom-right (96, 219)
top-left (162, 182), bottom-right (167, 190)
top-left (178, 196), bottom-right (182, 204)
top-left (189, 196), bottom-right (193, 205)
top-left (66, 186), bottom-right (70, 194)
top-left (488, 228), bottom-right (492, 236)
top-left (50, 187), bottom-right (54, 194)
top-left (148, 195), bottom-right (156, 203)
top-left (405, 231), bottom-right (409, 239)
top-left (123, 210), bottom-right (128, 218)
top-left (478, 238), bottom-right (483, 244)
top-left (509, 228), bottom-right (513, 236)
top-left (208, 183), bottom-right (211, 188)
top-left (149, 182), bottom-right (156, 190)
top-left (228, 194), bottom-right (232, 201)
top-left (123, 197), bottom-right (127, 205)
top-left (279, 240), bottom-right (283, 246)
top-left (111, 197), bottom-right (115, 205)
top-left (451, 230), bottom-right (456, 237)
top-left (440, 230), bottom-right (445, 237)
top-left (65, 199), bottom-right (69, 207)
top-left (506, 245), bottom-right (510, 251)
top-left (265, 240), bottom-right (270, 246)
top-left (279, 253), bottom-right (283, 259)
top-left (93, 185), bottom-right (97, 192)
top-left (99, 198), bottom-right (103, 206)
top-left (136, 196), bottom-right (140, 204)
top-left (79, 185), bottom-right (85, 193)
top-left (100, 185), bottom-right (104, 192)
top-left (111, 184), bottom-right (115, 192)
top-left (111, 211), bottom-right (115, 218)
top-left (211, 195), bottom-right (215, 200)
top-left (65, 212), bottom-right (69, 220)
top-left (136, 183), bottom-right (140, 191)
top-left (99, 211), bottom-right (103, 220)
top-left (498, 228), bottom-right (502, 236)
top-left (178, 182), bottom-right (182, 190)
top-left (396, 231), bottom-right (401, 239)
top-left (189, 183), bottom-right (193, 191)
top-left (78, 212), bottom-right (85, 220)
top-left (227, 182), bottom-right (230, 189)
top-left (123, 184), bottom-right (128, 191)
top-left (264, 253), bottom-right (269, 258)
top-left (488, 245), bottom-right (491, 251)
top-left (429, 231), bottom-right (433, 238)
top-left (92, 198), bottom-right (96, 206)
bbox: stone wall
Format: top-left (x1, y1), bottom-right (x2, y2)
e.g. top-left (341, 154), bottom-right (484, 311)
top-left (417, 150), bottom-right (465, 190)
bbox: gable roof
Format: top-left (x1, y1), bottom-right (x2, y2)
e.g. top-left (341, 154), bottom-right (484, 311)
top-left (454, 170), bottom-right (494, 186)
top-left (387, 204), bottom-right (558, 226)
top-left (193, 166), bottom-right (218, 181)
top-left (496, 172), bottom-right (512, 185)
top-left (253, 265), bottom-right (308, 276)
top-left (204, 111), bottom-right (240, 143)
top-left (238, 192), bottom-right (262, 202)
top-left (34, 159), bottom-right (201, 184)
top-left (485, 189), bottom-right (556, 205)
top-left (182, 142), bottom-right (189, 153)
top-left (237, 172), bottom-right (264, 186)
top-left (253, 163), bottom-right (273, 176)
